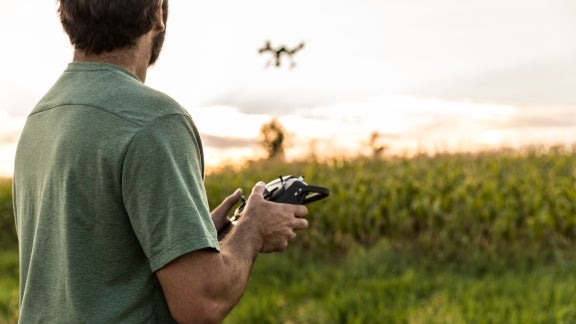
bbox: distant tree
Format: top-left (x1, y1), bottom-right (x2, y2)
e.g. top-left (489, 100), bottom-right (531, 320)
top-left (369, 131), bottom-right (387, 158)
top-left (307, 138), bottom-right (319, 161)
top-left (259, 118), bottom-right (287, 160)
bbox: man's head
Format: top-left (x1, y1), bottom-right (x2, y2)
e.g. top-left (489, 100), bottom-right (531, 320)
top-left (58, 0), bottom-right (168, 66)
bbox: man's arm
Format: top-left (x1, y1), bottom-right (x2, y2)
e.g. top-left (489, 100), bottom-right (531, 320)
top-left (155, 182), bottom-right (308, 324)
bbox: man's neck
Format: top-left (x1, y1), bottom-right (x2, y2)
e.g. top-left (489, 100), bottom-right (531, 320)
top-left (73, 45), bottom-right (150, 82)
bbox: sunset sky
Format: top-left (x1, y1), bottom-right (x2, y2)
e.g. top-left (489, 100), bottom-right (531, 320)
top-left (1, 0), bottom-right (575, 177)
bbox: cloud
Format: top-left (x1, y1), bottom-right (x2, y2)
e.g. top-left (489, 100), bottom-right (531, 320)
top-left (496, 107), bottom-right (576, 130)
top-left (415, 57), bottom-right (576, 108)
top-left (0, 112), bottom-right (26, 145)
top-left (0, 131), bottom-right (20, 145)
top-left (202, 89), bottom-right (342, 116)
top-left (204, 92), bottom-right (300, 116)
top-left (200, 133), bottom-right (257, 149)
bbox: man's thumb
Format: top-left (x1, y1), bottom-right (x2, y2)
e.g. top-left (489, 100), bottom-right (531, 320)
top-left (251, 181), bottom-right (266, 197)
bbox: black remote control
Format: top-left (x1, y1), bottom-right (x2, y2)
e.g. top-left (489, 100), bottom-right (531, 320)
top-left (231, 175), bottom-right (330, 221)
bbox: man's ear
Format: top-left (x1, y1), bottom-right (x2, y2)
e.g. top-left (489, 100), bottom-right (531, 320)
top-left (154, 0), bottom-right (166, 32)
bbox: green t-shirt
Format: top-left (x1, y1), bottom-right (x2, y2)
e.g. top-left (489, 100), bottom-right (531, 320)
top-left (13, 62), bottom-right (219, 323)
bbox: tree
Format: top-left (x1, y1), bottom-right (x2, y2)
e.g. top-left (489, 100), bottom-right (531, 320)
top-left (369, 131), bottom-right (387, 158)
top-left (259, 118), bottom-right (287, 160)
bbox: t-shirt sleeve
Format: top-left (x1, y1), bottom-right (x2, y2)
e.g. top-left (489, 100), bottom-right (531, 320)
top-left (122, 114), bottom-right (219, 272)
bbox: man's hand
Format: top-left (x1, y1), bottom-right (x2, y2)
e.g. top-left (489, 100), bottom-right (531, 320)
top-left (157, 182), bottom-right (310, 323)
top-left (211, 188), bottom-right (243, 232)
top-left (237, 181), bottom-right (309, 253)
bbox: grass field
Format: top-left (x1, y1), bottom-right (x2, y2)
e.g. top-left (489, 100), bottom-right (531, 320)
top-left (0, 250), bottom-right (18, 324)
top-left (1, 145), bottom-right (576, 322)
top-left (224, 242), bottom-right (576, 323)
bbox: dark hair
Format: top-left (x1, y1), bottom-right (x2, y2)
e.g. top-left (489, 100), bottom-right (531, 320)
top-left (58, 0), bottom-right (168, 54)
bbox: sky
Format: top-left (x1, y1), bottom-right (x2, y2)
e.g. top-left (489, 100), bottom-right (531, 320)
top-left (1, 0), bottom-right (575, 177)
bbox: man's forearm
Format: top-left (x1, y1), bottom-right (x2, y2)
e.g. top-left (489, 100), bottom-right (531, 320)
top-left (204, 221), bottom-right (263, 318)
top-left (156, 220), bottom-right (262, 323)
top-left (157, 182), bottom-right (307, 323)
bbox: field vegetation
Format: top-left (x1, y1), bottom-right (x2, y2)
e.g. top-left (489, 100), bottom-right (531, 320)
top-left (1, 145), bottom-right (576, 323)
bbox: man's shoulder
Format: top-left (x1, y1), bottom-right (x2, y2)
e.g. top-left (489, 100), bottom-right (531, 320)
top-left (35, 62), bottom-right (191, 126)
top-left (138, 85), bottom-right (189, 118)
top-left (83, 63), bottom-right (190, 124)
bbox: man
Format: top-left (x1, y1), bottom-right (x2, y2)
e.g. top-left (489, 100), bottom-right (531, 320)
top-left (12, 0), bottom-right (309, 322)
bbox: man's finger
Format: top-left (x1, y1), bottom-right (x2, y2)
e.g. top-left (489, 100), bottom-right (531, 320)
top-left (294, 205), bottom-right (308, 218)
top-left (293, 218), bottom-right (309, 231)
top-left (229, 188), bottom-right (243, 202)
top-left (250, 181), bottom-right (266, 197)
top-left (221, 188), bottom-right (243, 208)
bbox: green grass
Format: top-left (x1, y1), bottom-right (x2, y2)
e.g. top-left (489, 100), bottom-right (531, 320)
top-left (0, 179), bottom-right (16, 251)
top-left (224, 241), bottom-right (576, 323)
top-left (0, 250), bottom-right (18, 324)
top-left (1, 145), bottom-right (576, 322)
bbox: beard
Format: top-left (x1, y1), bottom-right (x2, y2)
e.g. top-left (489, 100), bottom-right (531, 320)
top-left (149, 0), bottom-right (168, 66)
top-left (148, 30), bottom-right (165, 66)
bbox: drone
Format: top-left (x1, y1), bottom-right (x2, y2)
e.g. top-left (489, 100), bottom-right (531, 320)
top-left (258, 40), bottom-right (305, 69)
